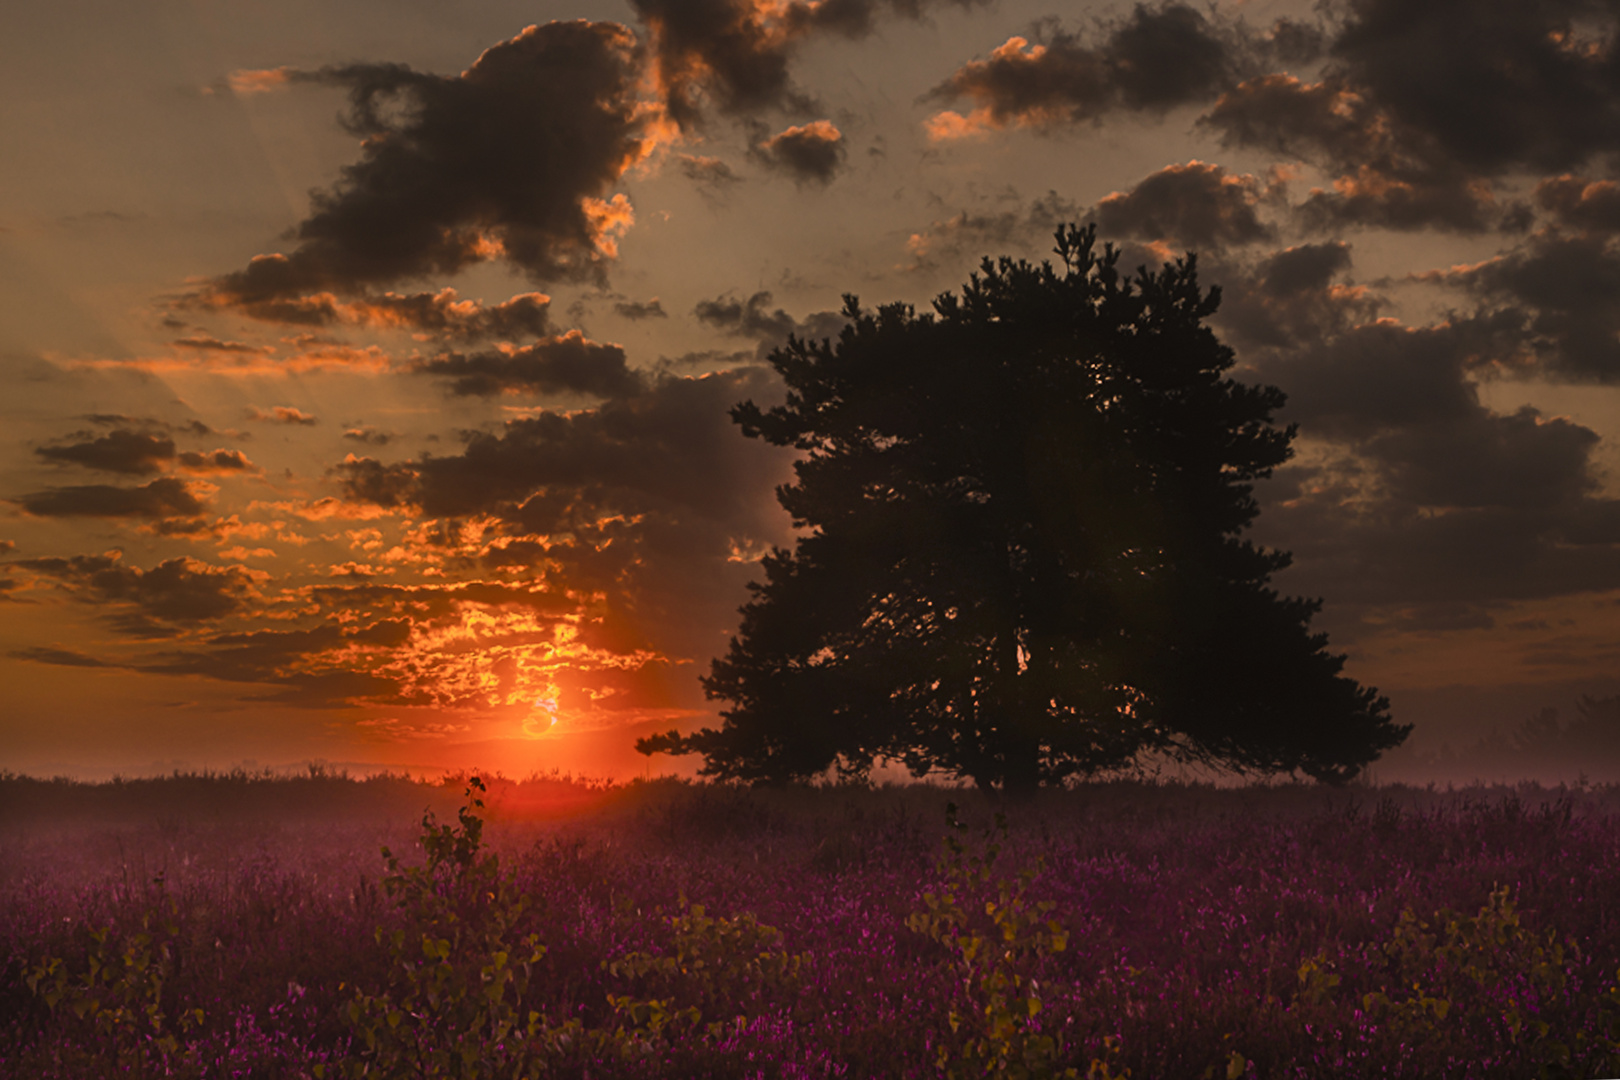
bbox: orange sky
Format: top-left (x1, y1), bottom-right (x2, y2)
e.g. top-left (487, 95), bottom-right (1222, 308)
top-left (4, 0), bottom-right (1620, 779)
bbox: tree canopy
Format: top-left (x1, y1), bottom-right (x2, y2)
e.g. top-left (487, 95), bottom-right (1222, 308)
top-left (640, 225), bottom-right (1408, 791)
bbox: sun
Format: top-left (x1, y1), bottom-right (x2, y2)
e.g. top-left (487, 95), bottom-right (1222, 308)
top-left (521, 690), bottom-right (561, 739)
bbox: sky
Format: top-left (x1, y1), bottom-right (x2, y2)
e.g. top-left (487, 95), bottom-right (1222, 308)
top-left (5, 0), bottom-right (1620, 781)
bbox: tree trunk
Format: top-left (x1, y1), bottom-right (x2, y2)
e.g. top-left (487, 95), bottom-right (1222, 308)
top-left (1000, 732), bottom-right (1042, 797)
top-left (996, 620), bottom-right (1042, 796)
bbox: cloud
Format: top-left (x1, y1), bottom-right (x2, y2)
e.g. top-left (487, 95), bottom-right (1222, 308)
top-left (137, 619), bottom-right (415, 707)
top-left (1362, 408), bottom-right (1600, 512)
top-left (333, 367), bottom-right (796, 669)
top-left (176, 449), bottom-right (257, 473)
top-left (1198, 0), bottom-right (1620, 234)
top-left (15, 477), bottom-right (207, 519)
top-left (902, 190), bottom-right (1085, 271)
top-left (1241, 310), bottom-right (1620, 628)
top-left (925, 4), bottom-right (1257, 138)
top-left (196, 21), bottom-right (651, 308)
top-left (694, 291), bottom-right (799, 340)
top-left (415, 331), bottom-right (645, 398)
top-left (1264, 320), bottom-right (1506, 439)
top-left (249, 406), bottom-right (318, 425)
top-left (1091, 161), bottom-right (1273, 252)
top-left (1329, 0), bottom-right (1620, 176)
top-left (678, 154), bottom-right (743, 192)
top-left (630, 0), bottom-right (985, 127)
top-left (17, 553), bottom-right (260, 632)
top-left (751, 120), bottom-right (845, 183)
top-left (1212, 242), bottom-right (1384, 353)
top-left (1436, 231), bottom-right (1620, 382)
top-left (614, 298), bottom-right (668, 320)
top-left (8, 646), bottom-right (113, 668)
top-left (36, 429), bottom-right (175, 475)
top-left (347, 368), bottom-right (784, 522)
top-left (1256, 241), bottom-right (1353, 296)
top-left (310, 289), bottom-right (556, 340)
top-left (1537, 176), bottom-right (1620, 233)
top-left (693, 290), bottom-right (846, 350)
top-left (1201, 75), bottom-right (1507, 234)
top-left (80, 415), bottom-right (215, 436)
top-left (332, 457), bottom-right (418, 509)
top-left (1218, 241), bottom-right (1380, 351)
top-left (343, 427), bottom-right (395, 447)
top-left (171, 335), bottom-right (270, 354)
top-left (226, 66), bottom-right (294, 95)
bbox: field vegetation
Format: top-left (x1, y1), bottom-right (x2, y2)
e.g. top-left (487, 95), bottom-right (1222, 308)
top-left (4, 769), bottom-right (1620, 1078)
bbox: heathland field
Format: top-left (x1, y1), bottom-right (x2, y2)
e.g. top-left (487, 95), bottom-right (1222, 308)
top-left (4, 771), bottom-right (1620, 1078)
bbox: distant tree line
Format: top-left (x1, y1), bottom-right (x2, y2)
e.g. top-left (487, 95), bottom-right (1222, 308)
top-left (1417, 696), bottom-right (1620, 782)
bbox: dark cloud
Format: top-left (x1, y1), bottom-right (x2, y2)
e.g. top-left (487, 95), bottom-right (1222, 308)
top-left (926, 3), bottom-right (1257, 134)
top-left (229, 288), bottom-right (554, 341)
top-left (80, 415), bottom-right (215, 436)
top-left (1361, 408), bottom-right (1600, 513)
top-left (1439, 231), bottom-right (1620, 382)
top-left (137, 620), bottom-right (414, 707)
top-left (1537, 176), bottom-right (1620, 233)
top-left (1258, 479), bottom-right (1620, 622)
top-left (176, 449), bottom-right (256, 473)
top-left (1329, 0), bottom-right (1620, 176)
top-left (1091, 161), bottom-right (1273, 251)
top-left (17, 553), bottom-right (258, 631)
top-left (15, 477), bottom-right (206, 519)
top-left (416, 331), bottom-right (644, 398)
top-left (662, 348), bottom-right (759, 369)
top-left (693, 290), bottom-right (846, 349)
top-left (335, 290), bottom-right (554, 340)
top-left (614, 298), bottom-right (668, 320)
top-left (343, 427), bottom-right (395, 446)
top-left (903, 190), bottom-right (1085, 271)
top-left (172, 335), bottom-right (268, 354)
top-left (306, 580), bottom-right (574, 624)
top-left (335, 367), bottom-right (795, 665)
top-left (632, 0), bottom-right (810, 124)
top-left (332, 456), bottom-right (418, 509)
top-left (1266, 17), bottom-right (1326, 65)
top-left (1265, 320), bottom-right (1504, 439)
top-left (1257, 241), bottom-right (1352, 296)
top-left (751, 120), bottom-right (845, 183)
top-left (694, 291), bottom-right (798, 340)
top-left (1240, 305), bottom-right (1620, 630)
top-left (9, 646), bottom-right (113, 667)
top-left (36, 429), bottom-right (175, 475)
top-left (631, 0), bottom-right (985, 127)
top-left (1213, 242), bottom-right (1383, 353)
top-left (248, 406), bottom-right (318, 425)
top-left (1201, 75), bottom-right (1506, 234)
top-left (380, 369), bottom-right (788, 522)
top-left (679, 154), bottom-right (743, 192)
top-left (1198, 1), bottom-right (1620, 234)
top-left (197, 21), bottom-right (648, 309)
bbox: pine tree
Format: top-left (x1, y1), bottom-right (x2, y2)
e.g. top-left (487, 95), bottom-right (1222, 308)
top-left (640, 225), bottom-right (1407, 791)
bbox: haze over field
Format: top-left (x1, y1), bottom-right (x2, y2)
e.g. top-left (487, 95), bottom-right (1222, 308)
top-left (5, 0), bottom-right (1620, 781)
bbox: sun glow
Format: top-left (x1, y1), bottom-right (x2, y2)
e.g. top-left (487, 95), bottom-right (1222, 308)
top-left (522, 690), bottom-right (561, 738)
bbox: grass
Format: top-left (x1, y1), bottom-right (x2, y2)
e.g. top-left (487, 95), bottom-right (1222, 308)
top-left (4, 770), bottom-right (1620, 1077)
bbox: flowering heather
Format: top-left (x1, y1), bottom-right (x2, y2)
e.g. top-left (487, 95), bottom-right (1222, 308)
top-left (3, 771), bottom-right (1620, 1077)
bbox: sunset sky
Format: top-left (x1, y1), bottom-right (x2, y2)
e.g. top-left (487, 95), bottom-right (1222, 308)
top-left (5, 0), bottom-right (1620, 780)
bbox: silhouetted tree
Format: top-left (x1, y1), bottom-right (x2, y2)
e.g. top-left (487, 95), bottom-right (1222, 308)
top-left (640, 225), bottom-right (1407, 791)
